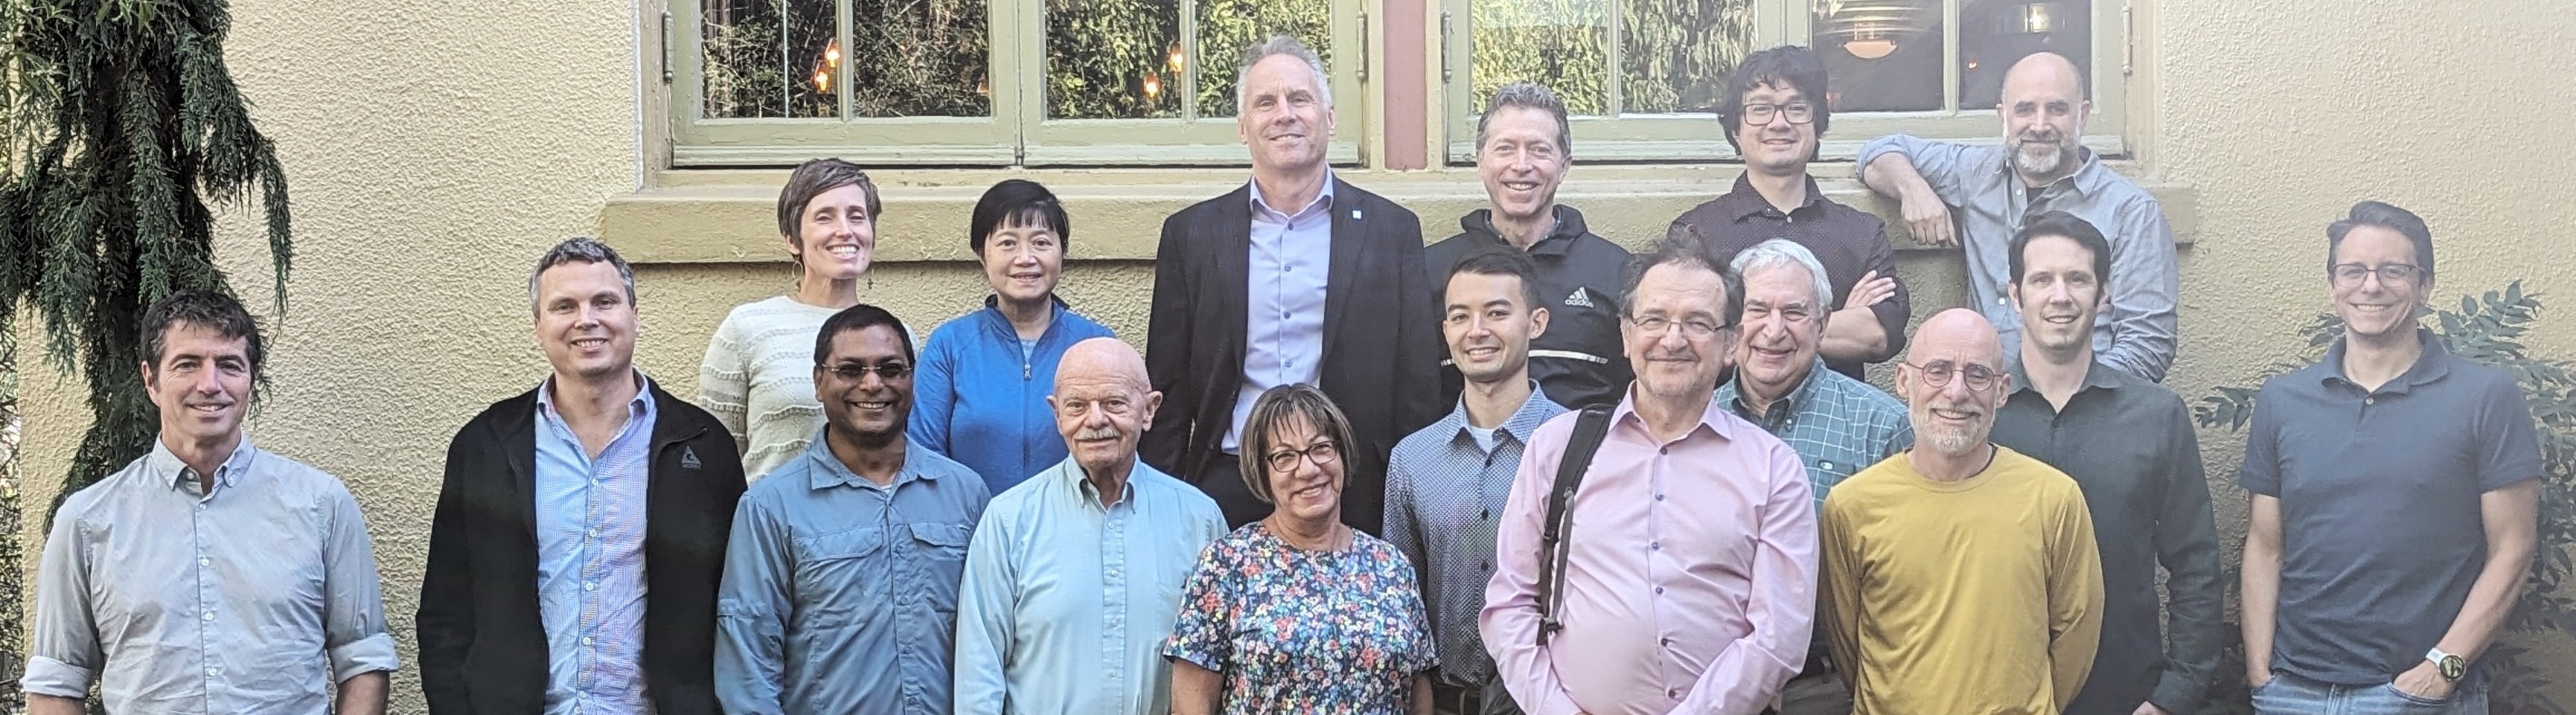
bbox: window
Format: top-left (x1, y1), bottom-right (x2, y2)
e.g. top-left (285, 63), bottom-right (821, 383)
top-left (1440, 0), bottom-right (2129, 163)
top-left (671, 0), bottom-right (1366, 166)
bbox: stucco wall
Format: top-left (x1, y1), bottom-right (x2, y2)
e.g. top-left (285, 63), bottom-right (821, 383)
top-left (11, 0), bottom-right (2576, 711)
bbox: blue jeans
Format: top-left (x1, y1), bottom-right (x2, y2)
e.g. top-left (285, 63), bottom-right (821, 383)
top-left (2252, 672), bottom-right (2487, 715)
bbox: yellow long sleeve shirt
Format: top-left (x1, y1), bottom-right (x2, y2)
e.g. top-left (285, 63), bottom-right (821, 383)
top-left (1821, 445), bottom-right (2105, 715)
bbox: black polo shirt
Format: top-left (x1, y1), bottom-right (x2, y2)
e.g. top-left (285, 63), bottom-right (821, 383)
top-left (2239, 329), bottom-right (2543, 685)
top-left (1666, 174), bottom-right (1910, 380)
top-left (1425, 205), bottom-right (1634, 410)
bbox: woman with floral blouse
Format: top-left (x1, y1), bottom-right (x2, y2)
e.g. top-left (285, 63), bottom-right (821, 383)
top-left (1163, 383), bottom-right (1438, 715)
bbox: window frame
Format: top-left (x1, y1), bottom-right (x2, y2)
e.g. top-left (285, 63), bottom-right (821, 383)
top-left (1436, 0), bottom-right (2131, 164)
top-left (665, 0), bottom-right (1370, 167)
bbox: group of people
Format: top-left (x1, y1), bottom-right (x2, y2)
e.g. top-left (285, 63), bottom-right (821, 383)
top-left (24, 31), bottom-right (2543, 715)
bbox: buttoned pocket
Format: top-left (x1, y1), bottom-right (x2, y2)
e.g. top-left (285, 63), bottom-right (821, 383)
top-left (909, 522), bottom-right (973, 615)
top-left (793, 528), bottom-right (888, 628)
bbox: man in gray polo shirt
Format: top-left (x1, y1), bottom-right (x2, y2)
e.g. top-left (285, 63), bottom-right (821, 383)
top-left (1991, 211), bottom-right (2220, 715)
top-left (2239, 201), bottom-right (2542, 715)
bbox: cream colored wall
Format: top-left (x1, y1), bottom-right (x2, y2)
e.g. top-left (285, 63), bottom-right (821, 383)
top-left (11, 0), bottom-right (2576, 711)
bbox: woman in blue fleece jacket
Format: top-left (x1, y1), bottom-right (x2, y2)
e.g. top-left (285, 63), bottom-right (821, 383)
top-left (910, 179), bottom-right (1116, 494)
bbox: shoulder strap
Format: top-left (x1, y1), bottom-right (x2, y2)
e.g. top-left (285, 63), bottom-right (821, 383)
top-left (1536, 405), bottom-right (1614, 647)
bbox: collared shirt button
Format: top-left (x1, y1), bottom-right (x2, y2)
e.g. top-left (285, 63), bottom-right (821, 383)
top-left (1997, 296), bottom-right (2010, 305)
top-left (207, 667), bottom-right (220, 676)
top-left (1655, 493), bottom-right (1665, 501)
top-left (199, 557), bottom-right (211, 567)
top-left (1651, 542), bottom-right (1661, 551)
top-left (1654, 586), bottom-right (1664, 594)
top-left (584, 581), bottom-right (597, 591)
top-left (1658, 446), bottom-right (1669, 455)
top-left (2365, 397), bottom-right (2377, 405)
top-left (202, 612), bottom-right (215, 621)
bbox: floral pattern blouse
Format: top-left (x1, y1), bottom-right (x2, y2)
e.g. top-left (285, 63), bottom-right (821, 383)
top-left (1163, 522), bottom-right (1438, 715)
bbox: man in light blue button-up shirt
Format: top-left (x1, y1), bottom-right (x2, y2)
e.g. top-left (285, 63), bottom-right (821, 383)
top-left (955, 338), bottom-right (1228, 715)
top-left (31, 291), bottom-right (397, 715)
top-left (717, 304), bottom-right (993, 715)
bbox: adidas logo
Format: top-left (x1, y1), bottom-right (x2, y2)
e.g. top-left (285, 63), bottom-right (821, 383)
top-left (680, 446), bottom-right (703, 470)
top-left (1563, 288), bottom-right (1596, 309)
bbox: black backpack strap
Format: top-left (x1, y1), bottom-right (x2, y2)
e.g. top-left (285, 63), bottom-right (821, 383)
top-left (1535, 405), bottom-right (1614, 647)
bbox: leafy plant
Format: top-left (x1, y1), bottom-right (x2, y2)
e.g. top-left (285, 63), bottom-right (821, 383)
top-left (2195, 281), bottom-right (2576, 715)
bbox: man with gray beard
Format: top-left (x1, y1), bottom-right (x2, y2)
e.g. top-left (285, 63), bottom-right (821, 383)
top-left (1856, 51), bottom-right (2180, 383)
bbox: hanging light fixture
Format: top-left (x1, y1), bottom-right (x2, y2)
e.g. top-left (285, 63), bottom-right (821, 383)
top-left (1818, 0), bottom-right (1940, 60)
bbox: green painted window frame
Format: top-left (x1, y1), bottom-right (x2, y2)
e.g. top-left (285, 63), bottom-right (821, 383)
top-left (666, 0), bottom-right (1368, 167)
top-left (1438, 0), bottom-right (2132, 164)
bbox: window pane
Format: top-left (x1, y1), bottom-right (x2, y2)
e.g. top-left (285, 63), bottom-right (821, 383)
top-left (850, 0), bottom-right (992, 116)
top-left (1620, 0), bottom-right (1754, 114)
top-left (1960, 0), bottom-right (2089, 110)
top-left (1470, 0), bottom-right (1609, 117)
top-left (1815, 0), bottom-right (1944, 112)
top-left (1195, 0), bottom-right (1332, 119)
top-left (1046, 0), bottom-right (1183, 119)
top-left (701, 0), bottom-right (838, 118)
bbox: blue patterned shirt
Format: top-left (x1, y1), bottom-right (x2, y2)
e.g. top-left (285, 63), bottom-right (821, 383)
top-left (1716, 359), bottom-right (1913, 508)
top-left (716, 434), bottom-right (993, 715)
top-left (1384, 385), bottom-right (1566, 686)
top-left (532, 374), bottom-right (658, 715)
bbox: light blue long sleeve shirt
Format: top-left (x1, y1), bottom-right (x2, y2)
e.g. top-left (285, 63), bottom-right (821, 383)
top-left (716, 434), bottom-right (992, 715)
top-left (1226, 173), bottom-right (1337, 452)
top-left (532, 375), bottom-right (657, 715)
top-left (953, 457), bottom-right (1227, 715)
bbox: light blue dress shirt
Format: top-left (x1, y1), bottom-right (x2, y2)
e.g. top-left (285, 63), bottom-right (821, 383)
top-left (953, 457), bottom-right (1227, 715)
top-left (531, 375), bottom-right (658, 715)
top-left (717, 433), bottom-right (993, 715)
top-left (1226, 172), bottom-right (1338, 452)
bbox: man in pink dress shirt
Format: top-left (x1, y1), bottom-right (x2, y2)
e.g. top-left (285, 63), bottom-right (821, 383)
top-left (1480, 237), bottom-right (1820, 715)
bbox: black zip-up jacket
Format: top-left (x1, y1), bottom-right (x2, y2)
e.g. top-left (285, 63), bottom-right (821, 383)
top-left (1425, 205), bottom-right (1636, 410)
top-left (417, 382), bottom-right (746, 715)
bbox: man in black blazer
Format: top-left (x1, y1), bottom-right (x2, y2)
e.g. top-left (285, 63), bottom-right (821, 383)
top-left (1142, 34), bottom-right (1442, 536)
top-left (418, 238), bottom-right (745, 715)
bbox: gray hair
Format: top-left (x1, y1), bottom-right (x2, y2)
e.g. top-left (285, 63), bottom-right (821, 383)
top-left (527, 237), bottom-right (638, 314)
top-left (1475, 82), bottom-right (1573, 156)
top-left (1729, 238), bottom-right (1835, 315)
top-left (1236, 35), bottom-right (1332, 114)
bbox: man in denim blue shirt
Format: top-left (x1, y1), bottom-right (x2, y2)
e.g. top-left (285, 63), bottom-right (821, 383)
top-left (717, 304), bottom-right (993, 715)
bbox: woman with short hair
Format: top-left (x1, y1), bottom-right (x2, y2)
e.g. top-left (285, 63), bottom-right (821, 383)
top-left (700, 157), bottom-right (883, 481)
top-left (1164, 384), bottom-right (1437, 715)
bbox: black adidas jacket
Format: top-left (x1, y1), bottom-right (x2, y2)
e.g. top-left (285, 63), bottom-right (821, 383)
top-left (1425, 205), bottom-right (1637, 410)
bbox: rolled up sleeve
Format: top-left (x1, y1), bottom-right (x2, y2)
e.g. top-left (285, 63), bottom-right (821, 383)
top-left (322, 487), bottom-right (400, 681)
top-left (28, 511), bottom-right (100, 698)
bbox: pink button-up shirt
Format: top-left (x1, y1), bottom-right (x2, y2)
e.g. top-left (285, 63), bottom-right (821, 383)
top-left (1480, 391), bottom-right (1818, 715)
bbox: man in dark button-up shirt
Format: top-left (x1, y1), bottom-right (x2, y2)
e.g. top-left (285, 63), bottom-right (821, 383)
top-left (1425, 81), bottom-right (1633, 411)
top-left (1668, 45), bottom-right (1908, 381)
top-left (1990, 213), bottom-right (2220, 715)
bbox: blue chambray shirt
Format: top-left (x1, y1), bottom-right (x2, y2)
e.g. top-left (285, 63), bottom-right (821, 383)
top-left (953, 457), bottom-right (1228, 715)
top-left (531, 374), bottom-right (658, 715)
top-left (717, 432), bottom-right (993, 715)
top-left (29, 437), bottom-right (399, 715)
top-left (1382, 384), bottom-right (1566, 686)
top-left (1224, 171), bottom-right (1338, 452)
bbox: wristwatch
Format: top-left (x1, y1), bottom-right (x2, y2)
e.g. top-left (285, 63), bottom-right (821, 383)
top-left (2426, 647), bottom-right (2467, 682)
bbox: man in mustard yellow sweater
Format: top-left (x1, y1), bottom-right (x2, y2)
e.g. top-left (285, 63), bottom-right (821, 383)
top-left (1820, 309), bottom-right (2105, 715)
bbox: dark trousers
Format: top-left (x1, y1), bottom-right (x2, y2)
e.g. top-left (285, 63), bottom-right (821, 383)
top-left (1195, 452), bottom-right (1273, 528)
top-left (1433, 676), bottom-right (1524, 715)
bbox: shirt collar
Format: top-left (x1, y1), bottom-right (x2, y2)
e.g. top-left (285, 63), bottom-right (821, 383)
top-left (1717, 173), bottom-right (1828, 222)
top-left (2010, 146), bottom-right (2112, 199)
top-left (1438, 382), bottom-right (1562, 451)
top-left (1718, 357), bottom-right (1833, 423)
top-left (1247, 168), bottom-right (1339, 219)
top-left (1057, 455), bottom-right (1166, 511)
top-left (535, 369), bottom-right (655, 418)
top-left (2318, 327), bottom-right (2454, 394)
top-left (801, 429), bottom-right (944, 491)
top-left (2003, 356), bottom-right (2126, 400)
top-left (150, 435), bottom-right (258, 493)
top-left (1459, 205), bottom-right (1590, 257)
top-left (1610, 385), bottom-right (1741, 443)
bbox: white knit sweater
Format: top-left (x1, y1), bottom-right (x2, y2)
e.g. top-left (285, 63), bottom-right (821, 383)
top-left (698, 295), bottom-right (841, 481)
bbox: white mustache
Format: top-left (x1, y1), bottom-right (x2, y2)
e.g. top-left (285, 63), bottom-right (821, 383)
top-left (1074, 427), bottom-right (1122, 441)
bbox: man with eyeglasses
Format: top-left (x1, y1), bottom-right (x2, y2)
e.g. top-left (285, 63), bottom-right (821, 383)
top-left (1820, 308), bottom-right (2104, 715)
top-left (2237, 202), bottom-right (2540, 715)
top-left (1482, 237), bottom-right (1819, 715)
top-left (1989, 212), bottom-right (2222, 715)
top-left (715, 304), bottom-right (994, 715)
top-left (1714, 239), bottom-right (1912, 715)
top-left (1668, 45), bottom-right (1909, 381)
top-left (1857, 51), bottom-right (2179, 382)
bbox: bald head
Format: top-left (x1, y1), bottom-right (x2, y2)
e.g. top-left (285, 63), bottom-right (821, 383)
top-left (2003, 52), bottom-right (2084, 102)
top-left (1908, 309), bottom-right (2003, 365)
top-left (1052, 338), bottom-right (1161, 482)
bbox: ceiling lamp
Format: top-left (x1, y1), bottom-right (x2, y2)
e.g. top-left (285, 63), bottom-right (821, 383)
top-left (1818, 0), bottom-right (1940, 60)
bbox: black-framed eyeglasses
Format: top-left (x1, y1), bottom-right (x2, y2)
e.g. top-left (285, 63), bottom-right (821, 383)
top-left (2330, 263), bottom-right (2426, 288)
top-left (819, 361), bottom-right (911, 381)
top-left (1263, 440), bottom-right (1341, 473)
top-left (1628, 315), bottom-right (1733, 338)
top-left (1741, 102), bottom-right (1816, 126)
top-left (1903, 360), bottom-right (2001, 391)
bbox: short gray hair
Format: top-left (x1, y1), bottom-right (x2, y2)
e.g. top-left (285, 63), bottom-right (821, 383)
top-left (1729, 238), bottom-right (1835, 317)
top-left (1476, 82), bottom-right (1573, 156)
top-left (528, 237), bottom-right (637, 314)
top-left (1236, 35), bottom-right (1332, 114)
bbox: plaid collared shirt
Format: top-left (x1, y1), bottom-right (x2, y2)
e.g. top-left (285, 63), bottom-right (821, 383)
top-left (1384, 385), bottom-right (1567, 687)
top-left (1716, 359), bottom-right (1914, 508)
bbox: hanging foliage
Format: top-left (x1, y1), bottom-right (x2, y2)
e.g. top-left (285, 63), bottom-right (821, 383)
top-left (0, 0), bottom-right (294, 517)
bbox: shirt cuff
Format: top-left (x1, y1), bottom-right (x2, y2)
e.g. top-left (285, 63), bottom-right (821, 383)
top-left (328, 632), bottom-right (402, 682)
top-left (22, 655), bottom-right (95, 699)
top-left (2148, 672), bottom-right (2204, 715)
